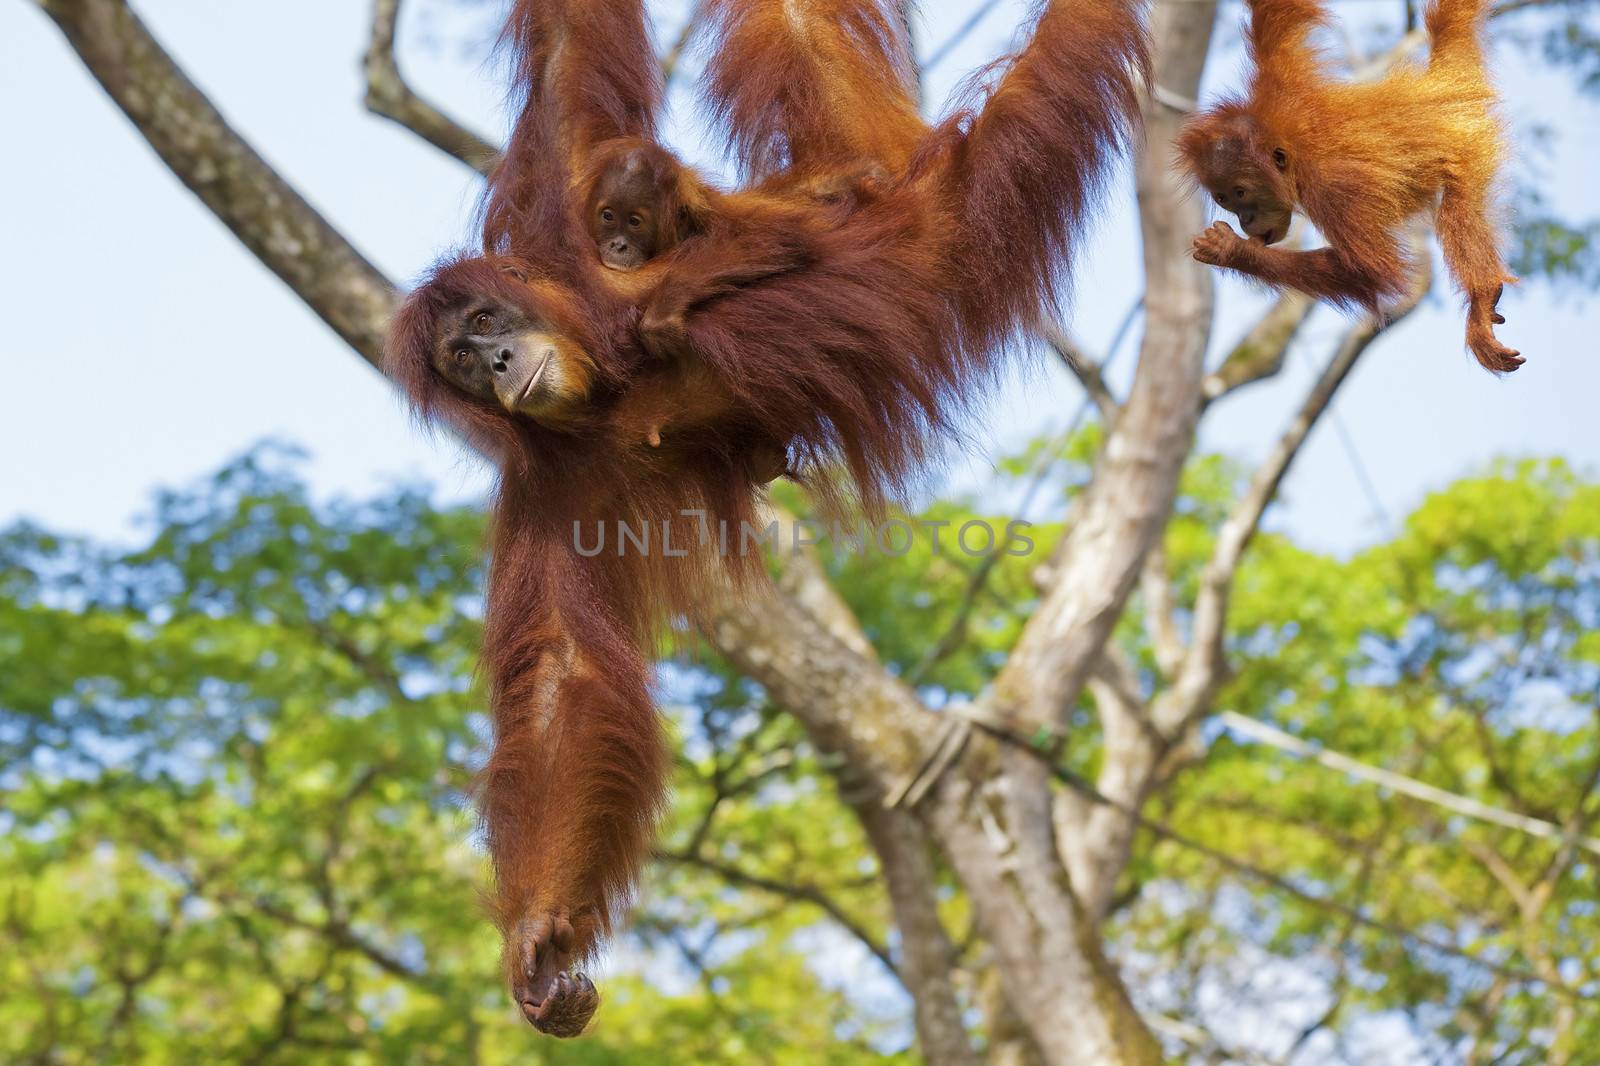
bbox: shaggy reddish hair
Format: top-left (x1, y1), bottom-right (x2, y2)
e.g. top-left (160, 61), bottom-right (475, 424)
top-left (388, 0), bottom-right (1149, 1036)
top-left (1176, 0), bottom-right (1521, 372)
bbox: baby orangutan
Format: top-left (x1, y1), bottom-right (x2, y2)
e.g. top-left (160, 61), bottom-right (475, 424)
top-left (1177, 0), bottom-right (1522, 372)
top-left (577, 139), bottom-right (815, 370)
top-left (581, 139), bottom-right (890, 276)
top-left (579, 138), bottom-right (893, 365)
top-left (583, 139), bottom-right (704, 273)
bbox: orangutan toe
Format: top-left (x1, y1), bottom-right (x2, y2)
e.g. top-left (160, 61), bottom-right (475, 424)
top-left (526, 971), bottom-right (600, 1038)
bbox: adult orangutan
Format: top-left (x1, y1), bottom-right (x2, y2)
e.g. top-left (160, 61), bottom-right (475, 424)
top-left (387, 0), bottom-right (1148, 1036)
top-left (1176, 0), bottom-right (1522, 372)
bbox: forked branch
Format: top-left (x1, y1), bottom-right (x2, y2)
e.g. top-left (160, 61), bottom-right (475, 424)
top-left (365, 0), bottom-right (500, 174)
top-left (1157, 230), bottom-right (1434, 735)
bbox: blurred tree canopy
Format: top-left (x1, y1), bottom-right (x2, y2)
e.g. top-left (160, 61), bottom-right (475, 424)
top-left (3, 442), bottom-right (1595, 1063)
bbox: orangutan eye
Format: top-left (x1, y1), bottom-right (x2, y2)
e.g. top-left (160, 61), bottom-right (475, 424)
top-left (1273, 148), bottom-right (1288, 169)
top-left (1233, 186), bottom-right (1247, 199)
top-left (455, 349), bottom-right (472, 366)
top-left (628, 214), bottom-right (643, 229)
top-left (474, 312), bottom-right (494, 333)
top-left (601, 208), bottom-right (616, 223)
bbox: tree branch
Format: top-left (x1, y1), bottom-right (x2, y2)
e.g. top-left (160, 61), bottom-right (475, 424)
top-left (1034, 754), bottom-right (1588, 998)
top-left (35, 0), bottom-right (399, 367)
top-left (766, 505), bottom-right (877, 658)
top-left (660, 4), bottom-right (702, 86)
top-left (1226, 711), bottom-right (1600, 858)
top-left (1156, 230), bottom-right (1432, 735)
top-left (1058, 664), bottom-right (1166, 921)
top-left (364, 0), bottom-right (500, 175)
top-left (307, 618), bottom-right (412, 706)
top-left (1037, 319), bottom-right (1119, 423)
top-left (698, 579), bottom-right (928, 796)
top-left (921, 0), bottom-right (1006, 74)
top-left (655, 849), bottom-right (897, 976)
top-left (984, 0), bottom-right (1216, 743)
top-left (1201, 289), bottom-right (1315, 402)
top-left (1140, 542), bottom-right (1186, 678)
top-left (1489, 0), bottom-right (1583, 18)
top-left (854, 798), bottom-right (980, 1066)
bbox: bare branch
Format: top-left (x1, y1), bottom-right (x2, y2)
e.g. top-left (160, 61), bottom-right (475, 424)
top-left (766, 505), bottom-right (876, 659)
top-left (855, 800), bottom-right (980, 1066)
top-left (921, 0), bottom-right (1006, 74)
top-left (1156, 232), bottom-right (1432, 735)
top-left (655, 849), bottom-right (897, 975)
top-left (698, 579), bottom-right (928, 796)
top-left (914, 294), bottom-right (1144, 685)
top-left (36, 0), bottom-right (398, 367)
top-left (1061, 666), bottom-right (1166, 920)
top-left (1226, 712), bottom-right (1600, 858)
top-left (1037, 319), bottom-right (1120, 423)
top-left (660, 4), bottom-right (702, 86)
top-left (1092, 646), bottom-right (1147, 714)
top-left (925, 749), bottom-right (1164, 1063)
top-left (984, 0), bottom-right (1217, 741)
top-left (365, 0), bottom-right (500, 175)
top-left (1140, 542), bottom-right (1186, 677)
top-left (1353, 28), bottom-right (1427, 79)
top-left (1202, 289), bottom-right (1315, 402)
top-left (1490, 0), bottom-right (1583, 17)
top-left (1041, 759), bottom-right (1587, 997)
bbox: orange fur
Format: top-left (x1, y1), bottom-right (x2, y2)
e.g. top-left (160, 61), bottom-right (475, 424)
top-left (1176, 0), bottom-right (1522, 373)
top-left (390, 0), bottom-right (1149, 1036)
top-left (698, 0), bottom-right (927, 184)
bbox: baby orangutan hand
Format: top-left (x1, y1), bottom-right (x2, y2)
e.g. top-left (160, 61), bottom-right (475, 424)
top-left (1192, 221), bottom-right (1247, 267)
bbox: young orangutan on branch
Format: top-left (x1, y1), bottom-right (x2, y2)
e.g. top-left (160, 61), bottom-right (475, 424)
top-left (1176, 0), bottom-right (1523, 372)
top-left (389, 0), bottom-right (1148, 1037)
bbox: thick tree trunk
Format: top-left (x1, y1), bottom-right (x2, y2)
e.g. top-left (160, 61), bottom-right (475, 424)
top-left (931, 750), bottom-right (1163, 1065)
top-left (703, 582), bottom-right (1165, 1062)
top-left (854, 798), bottom-right (980, 1066)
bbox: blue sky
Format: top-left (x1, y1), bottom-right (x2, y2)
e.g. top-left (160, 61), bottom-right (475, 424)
top-left (1, 0), bottom-right (1595, 555)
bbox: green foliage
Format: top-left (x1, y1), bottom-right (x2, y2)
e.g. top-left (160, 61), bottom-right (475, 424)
top-left (1511, 181), bottom-right (1600, 290)
top-left (0, 445), bottom-right (906, 1064)
top-left (4, 441), bottom-right (1598, 1063)
top-left (1127, 458), bottom-right (1600, 1064)
top-left (1496, 0), bottom-right (1600, 293)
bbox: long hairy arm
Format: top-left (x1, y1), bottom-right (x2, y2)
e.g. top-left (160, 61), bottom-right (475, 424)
top-left (922, 0), bottom-right (1150, 349)
top-left (480, 514), bottom-right (670, 1037)
top-left (1246, 0), bottom-right (1335, 95)
top-left (1203, 232), bottom-right (1398, 309)
top-left (483, 0), bottom-right (664, 258)
top-left (697, 0), bottom-right (926, 180)
top-left (502, 0), bottom-right (662, 157)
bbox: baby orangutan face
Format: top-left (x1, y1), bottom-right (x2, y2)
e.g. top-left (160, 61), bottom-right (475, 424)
top-left (1202, 164), bottom-right (1295, 245)
top-left (581, 140), bottom-right (705, 273)
top-left (429, 295), bottom-right (594, 422)
top-left (587, 152), bottom-right (671, 272)
top-left (1193, 127), bottom-right (1296, 246)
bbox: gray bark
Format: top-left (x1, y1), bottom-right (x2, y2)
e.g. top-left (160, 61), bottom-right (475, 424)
top-left (984, 0), bottom-right (1217, 744)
